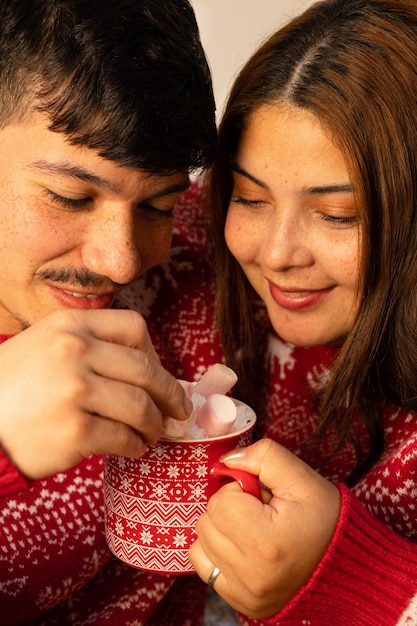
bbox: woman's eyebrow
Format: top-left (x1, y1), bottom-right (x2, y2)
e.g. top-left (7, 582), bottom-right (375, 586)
top-left (305, 184), bottom-right (353, 195)
top-left (232, 162), bottom-right (353, 196)
top-left (231, 161), bottom-right (269, 189)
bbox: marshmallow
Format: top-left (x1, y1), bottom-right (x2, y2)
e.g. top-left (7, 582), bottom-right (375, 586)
top-left (161, 363), bottom-right (239, 440)
top-left (192, 364), bottom-right (238, 398)
top-left (195, 394), bottom-right (237, 437)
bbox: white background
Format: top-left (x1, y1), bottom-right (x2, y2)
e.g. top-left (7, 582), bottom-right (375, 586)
top-left (191, 0), bottom-right (317, 118)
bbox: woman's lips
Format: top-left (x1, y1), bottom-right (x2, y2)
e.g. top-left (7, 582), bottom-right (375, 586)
top-left (268, 281), bottom-right (334, 311)
top-left (50, 285), bottom-right (117, 309)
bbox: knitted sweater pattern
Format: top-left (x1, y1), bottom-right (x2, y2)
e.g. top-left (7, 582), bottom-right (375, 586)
top-left (0, 177), bottom-right (416, 625)
top-left (0, 179), bottom-right (220, 625)
top-left (140, 179), bottom-right (417, 626)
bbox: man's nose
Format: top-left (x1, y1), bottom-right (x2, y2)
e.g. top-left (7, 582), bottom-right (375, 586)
top-left (81, 214), bottom-right (142, 285)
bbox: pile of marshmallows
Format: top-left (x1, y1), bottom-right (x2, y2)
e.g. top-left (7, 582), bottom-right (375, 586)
top-left (162, 364), bottom-right (239, 440)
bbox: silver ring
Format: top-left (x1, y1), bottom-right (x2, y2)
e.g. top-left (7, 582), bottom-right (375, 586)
top-left (207, 566), bottom-right (221, 589)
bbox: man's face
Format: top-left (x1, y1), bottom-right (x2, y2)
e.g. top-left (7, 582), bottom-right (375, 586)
top-left (0, 113), bottom-right (189, 334)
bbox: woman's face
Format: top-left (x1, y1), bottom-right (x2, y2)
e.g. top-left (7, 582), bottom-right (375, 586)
top-left (225, 103), bottom-right (361, 347)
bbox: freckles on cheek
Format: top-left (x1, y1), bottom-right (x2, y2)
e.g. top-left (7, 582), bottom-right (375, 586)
top-left (26, 220), bottom-right (66, 255)
top-left (225, 216), bottom-right (244, 258)
top-left (4, 210), bottom-right (45, 249)
top-left (9, 207), bottom-right (71, 267)
top-left (331, 246), bottom-right (360, 290)
top-left (225, 218), bottom-right (257, 264)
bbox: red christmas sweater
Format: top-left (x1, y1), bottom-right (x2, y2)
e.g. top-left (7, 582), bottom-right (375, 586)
top-left (133, 178), bottom-right (417, 625)
top-left (0, 179), bottom-right (223, 624)
top-left (1, 176), bottom-right (417, 624)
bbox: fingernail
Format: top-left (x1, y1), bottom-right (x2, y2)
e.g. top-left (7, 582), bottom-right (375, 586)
top-left (184, 396), bottom-right (193, 416)
top-left (219, 448), bottom-right (246, 462)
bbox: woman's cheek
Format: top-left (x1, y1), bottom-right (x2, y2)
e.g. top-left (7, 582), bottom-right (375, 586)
top-left (225, 210), bottom-right (257, 264)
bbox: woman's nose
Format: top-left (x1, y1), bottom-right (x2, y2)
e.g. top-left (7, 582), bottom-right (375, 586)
top-left (262, 211), bottom-right (314, 271)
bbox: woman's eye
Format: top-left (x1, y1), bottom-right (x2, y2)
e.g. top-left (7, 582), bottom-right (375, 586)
top-left (46, 189), bottom-right (91, 210)
top-left (321, 213), bottom-right (358, 225)
top-left (231, 195), bottom-right (265, 207)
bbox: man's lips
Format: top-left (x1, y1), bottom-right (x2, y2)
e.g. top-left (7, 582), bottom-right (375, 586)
top-left (50, 284), bottom-right (118, 309)
top-left (63, 290), bottom-right (105, 299)
top-left (268, 281), bottom-right (334, 311)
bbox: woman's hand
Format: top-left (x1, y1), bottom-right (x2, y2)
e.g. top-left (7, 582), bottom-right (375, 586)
top-left (0, 308), bottom-right (191, 479)
top-left (189, 438), bottom-right (341, 619)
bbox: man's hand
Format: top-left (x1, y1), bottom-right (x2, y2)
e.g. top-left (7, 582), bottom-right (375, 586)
top-left (0, 309), bottom-right (191, 479)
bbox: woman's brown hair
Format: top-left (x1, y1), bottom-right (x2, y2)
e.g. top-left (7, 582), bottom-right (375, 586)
top-left (211, 0), bottom-right (417, 482)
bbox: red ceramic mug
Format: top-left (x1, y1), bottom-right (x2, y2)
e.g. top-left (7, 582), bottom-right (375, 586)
top-left (104, 399), bottom-right (259, 574)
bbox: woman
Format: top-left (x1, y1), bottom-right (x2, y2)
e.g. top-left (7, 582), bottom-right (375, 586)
top-left (186, 0), bottom-right (417, 623)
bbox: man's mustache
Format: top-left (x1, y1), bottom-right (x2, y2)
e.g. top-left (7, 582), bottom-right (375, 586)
top-left (36, 267), bottom-right (126, 289)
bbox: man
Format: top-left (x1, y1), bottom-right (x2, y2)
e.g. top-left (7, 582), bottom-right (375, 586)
top-left (0, 0), bottom-right (216, 622)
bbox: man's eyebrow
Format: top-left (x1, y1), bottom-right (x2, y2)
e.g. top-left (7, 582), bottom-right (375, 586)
top-left (28, 160), bottom-right (119, 192)
top-left (148, 178), bottom-right (190, 199)
top-left (27, 160), bottom-right (190, 197)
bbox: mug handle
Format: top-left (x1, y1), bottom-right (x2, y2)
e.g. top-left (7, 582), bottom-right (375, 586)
top-left (210, 461), bottom-right (263, 501)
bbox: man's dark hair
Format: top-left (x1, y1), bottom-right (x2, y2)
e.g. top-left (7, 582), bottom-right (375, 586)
top-left (0, 0), bottom-right (216, 173)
